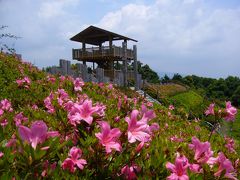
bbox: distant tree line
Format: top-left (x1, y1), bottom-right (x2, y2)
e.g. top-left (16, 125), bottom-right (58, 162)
top-left (127, 61), bottom-right (160, 84)
top-left (162, 73), bottom-right (240, 107)
top-left (137, 63), bottom-right (160, 84)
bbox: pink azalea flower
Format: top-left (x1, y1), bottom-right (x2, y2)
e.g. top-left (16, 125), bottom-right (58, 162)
top-left (44, 93), bottom-right (55, 114)
top-left (189, 163), bottom-right (203, 174)
top-left (224, 101), bottom-right (237, 122)
top-left (57, 98), bottom-right (65, 109)
top-left (234, 159), bottom-right (239, 168)
top-left (146, 102), bottom-right (153, 107)
top-left (62, 159), bottom-right (75, 173)
top-left (214, 152), bottom-right (237, 180)
top-left (16, 76), bottom-right (31, 88)
top-left (108, 83), bottom-right (113, 89)
top-left (47, 76), bottom-right (56, 83)
top-left (57, 89), bottom-right (69, 106)
top-left (64, 100), bottom-right (74, 111)
top-left (124, 95), bottom-right (128, 104)
top-left (62, 147), bottom-right (87, 173)
top-left (6, 134), bottom-right (17, 148)
top-left (165, 123), bottom-right (169, 129)
top-left (98, 82), bottom-right (104, 88)
top-left (0, 152), bottom-right (4, 158)
top-left (135, 141), bottom-right (145, 153)
top-left (0, 109), bottom-right (3, 116)
top-left (133, 97), bottom-right (138, 106)
top-left (94, 102), bottom-right (106, 117)
top-left (195, 126), bottom-right (201, 132)
top-left (68, 99), bottom-right (97, 125)
top-left (125, 110), bottom-right (151, 143)
top-left (23, 76), bottom-right (31, 84)
top-left (121, 164), bottom-right (140, 180)
top-left (166, 155), bottom-right (189, 180)
top-left (194, 118), bottom-right (200, 122)
top-left (188, 137), bottom-right (213, 164)
top-left (168, 111), bottom-right (172, 117)
top-left (32, 104), bottom-right (38, 110)
top-left (117, 97), bottom-right (122, 110)
top-left (169, 105), bottom-right (175, 111)
top-left (18, 120), bottom-right (59, 149)
top-left (149, 122), bottom-right (159, 133)
top-left (0, 99), bottom-right (13, 112)
top-left (67, 76), bottom-right (74, 82)
top-left (205, 103), bottom-right (215, 116)
top-left (140, 105), bottom-right (156, 123)
top-left (59, 75), bottom-right (66, 82)
top-left (170, 135), bottom-right (184, 143)
top-left (115, 116), bottom-right (120, 122)
top-left (95, 121), bottom-right (122, 154)
top-left (225, 137), bottom-right (236, 153)
top-left (74, 78), bottom-right (84, 92)
top-left (14, 112), bottom-right (28, 126)
top-left (0, 119), bottom-right (8, 127)
top-left (16, 79), bottom-right (23, 86)
top-left (57, 89), bottom-right (69, 100)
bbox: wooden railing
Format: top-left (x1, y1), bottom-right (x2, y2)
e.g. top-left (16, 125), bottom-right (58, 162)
top-left (72, 46), bottom-right (134, 60)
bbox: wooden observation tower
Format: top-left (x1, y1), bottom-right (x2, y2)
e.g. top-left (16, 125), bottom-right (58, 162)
top-left (70, 26), bottom-right (139, 88)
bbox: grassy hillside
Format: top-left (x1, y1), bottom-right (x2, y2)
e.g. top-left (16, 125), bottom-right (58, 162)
top-left (0, 53), bottom-right (239, 179)
top-left (169, 90), bottom-right (203, 108)
top-left (144, 83), bottom-right (188, 99)
top-left (168, 90), bottom-right (207, 118)
top-left (143, 83), bottom-right (207, 118)
top-left (224, 111), bottom-right (240, 140)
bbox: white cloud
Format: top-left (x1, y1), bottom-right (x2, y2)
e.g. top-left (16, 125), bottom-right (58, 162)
top-left (38, 0), bottom-right (79, 19)
top-left (183, 0), bottom-right (197, 4)
top-left (98, 4), bottom-right (153, 31)
top-left (97, 0), bottom-right (240, 77)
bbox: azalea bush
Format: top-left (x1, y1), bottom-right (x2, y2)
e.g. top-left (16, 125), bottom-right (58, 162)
top-left (0, 53), bottom-right (239, 179)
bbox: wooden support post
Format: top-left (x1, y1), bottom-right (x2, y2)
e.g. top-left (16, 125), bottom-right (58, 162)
top-left (116, 60), bottom-right (119, 70)
top-left (93, 62), bottom-right (95, 69)
top-left (109, 36), bottom-right (113, 56)
top-left (133, 45), bottom-right (138, 90)
top-left (82, 41), bottom-right (86, 57)
top-left (122, 40), bottom-right (128, 87)
top-left (99, 43), bottom-right (102, 57)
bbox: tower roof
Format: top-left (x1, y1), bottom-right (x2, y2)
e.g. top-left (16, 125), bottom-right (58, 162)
top-left (70, 25), bottom-right (137, 45)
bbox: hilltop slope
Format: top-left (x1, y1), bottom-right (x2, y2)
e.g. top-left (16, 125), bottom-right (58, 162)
top-left (0, 53), bottom-right (239, 179)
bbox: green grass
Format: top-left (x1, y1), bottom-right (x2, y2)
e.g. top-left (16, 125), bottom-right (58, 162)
top-left (168, 90), bottom-right (207, 119)
top-left (224, 111), bottom-right (240, 140)
top-left (145, 83), bottom-right (188, 98)
top-left (169, 90), bottom-right (203, 110)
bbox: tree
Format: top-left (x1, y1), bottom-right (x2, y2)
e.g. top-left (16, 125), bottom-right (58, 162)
top-left (231, 85), bottom-right (240, 107)
top-left (162, 74), bottom-right (170, 83)
top-left (138, 64), bottom-right (160, 83)
top-left (225, 76), bottom-right (240, 97)
top-left (0, 25), bottom-right (20, 53)
top-left (172, 73), bottom-right (183, 82)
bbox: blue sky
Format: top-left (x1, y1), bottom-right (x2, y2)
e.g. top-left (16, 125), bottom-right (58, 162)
top-left (1, 0), bottom-right (240, 78)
